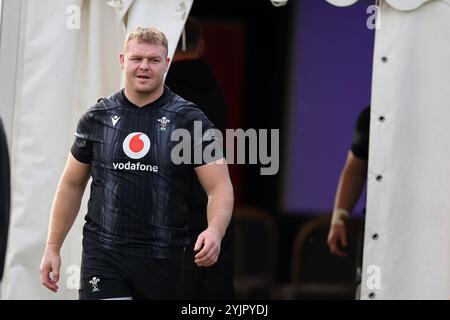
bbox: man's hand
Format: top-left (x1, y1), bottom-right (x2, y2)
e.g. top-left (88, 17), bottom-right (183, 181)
top-left (193, 159), bottom-right (233, 267)
top-left (193, 228), bottom-right (222, 267)
top-left (327, 224), bottom-right (348, 257)
top-left (39, 154), bottom-right (90, 293)
top-left (39, 245), bottom-right (61, 293)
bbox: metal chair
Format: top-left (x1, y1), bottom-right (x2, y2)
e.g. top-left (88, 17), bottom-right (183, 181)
top-left (233, 206), bottom-right (279, 299)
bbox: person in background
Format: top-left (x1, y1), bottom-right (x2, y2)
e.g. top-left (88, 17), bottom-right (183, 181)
top-left (327, 106), bottom-right (369, 298)
top-left (166, 17), bottom-right (235, 300)
top-left (0, 117), bottom-right (11, 282)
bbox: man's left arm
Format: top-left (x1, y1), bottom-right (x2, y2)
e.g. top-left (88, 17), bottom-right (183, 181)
top-left (193, 159), bottom-right (234, 267)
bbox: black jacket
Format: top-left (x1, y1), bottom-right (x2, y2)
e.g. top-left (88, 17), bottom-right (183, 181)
top-left (166, 59), bottom-right (228, 234)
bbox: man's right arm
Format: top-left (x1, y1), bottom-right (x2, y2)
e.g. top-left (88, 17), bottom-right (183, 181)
top-left (40, 153), bottom-right (90, 292)
top-left (327, 151), bottom-right (367, 256)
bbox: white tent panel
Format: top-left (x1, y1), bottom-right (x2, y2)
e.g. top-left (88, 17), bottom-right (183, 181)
top-left (2, 0), bottom-right (87, 300)
top-left (325, 0), bottom-right (450, 299)
top-left (121, 0), bottom-right (193, 61)
top-left (362, 0), bottom-right (450, 299)
top-left (0, 0), bottom-right (22, 144)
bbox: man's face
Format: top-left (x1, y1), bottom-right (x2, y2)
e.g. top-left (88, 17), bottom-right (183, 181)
top-left (120, 39), bottom-right (170, 95)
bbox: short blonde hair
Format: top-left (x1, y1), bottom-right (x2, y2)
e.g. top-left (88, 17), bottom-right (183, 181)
top-left (123, 26), bottom-right (168, 54)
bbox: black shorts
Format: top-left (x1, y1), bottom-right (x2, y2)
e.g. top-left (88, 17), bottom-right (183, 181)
top-left (181, 226), bottom-right (235, 299)
top-left (79, 238), bottom-right (184, 300)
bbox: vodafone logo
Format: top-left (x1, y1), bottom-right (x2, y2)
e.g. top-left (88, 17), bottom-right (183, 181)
top-left (115, 132), bottom-right (157, 172)
top-left (122, 132), bottom-right (150, 159)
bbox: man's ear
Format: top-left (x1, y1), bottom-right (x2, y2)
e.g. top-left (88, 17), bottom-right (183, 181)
top-left (120, 53), bottom-right (125, 69)
top-left (165, 57), bottom-right (171, 71)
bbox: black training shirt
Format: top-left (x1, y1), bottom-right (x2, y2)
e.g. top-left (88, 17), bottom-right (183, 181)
top-left (351, 106), bottom-right (370, 161)
top-left (71, 86), bottom-right (221, 258)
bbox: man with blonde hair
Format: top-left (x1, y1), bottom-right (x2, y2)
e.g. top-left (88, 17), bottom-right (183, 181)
top-left (40, 27), bottom-right (234, 300)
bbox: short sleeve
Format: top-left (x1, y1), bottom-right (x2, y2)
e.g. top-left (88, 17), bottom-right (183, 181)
top-left (71, 112), bottom-right (94, 164)
top-left (189, 109), bottom-right (224, 167)
top-left (351, 107), bottom-right (370, 161)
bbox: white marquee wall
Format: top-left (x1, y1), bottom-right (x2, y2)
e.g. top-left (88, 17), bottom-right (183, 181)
top-left (363, 0), bottom-right (450, 300)
top-left (328, 0), bottom-right (450, 299)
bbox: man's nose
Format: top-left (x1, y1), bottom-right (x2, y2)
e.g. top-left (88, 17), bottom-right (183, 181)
top-left (139, 59), bottom-right (150, 70)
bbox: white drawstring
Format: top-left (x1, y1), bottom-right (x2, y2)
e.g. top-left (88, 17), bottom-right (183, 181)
top-left (181, 27), bottom-right (187, 52)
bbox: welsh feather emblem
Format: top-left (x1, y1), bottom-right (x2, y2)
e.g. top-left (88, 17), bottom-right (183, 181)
top-left (89, 277), bottom-right (101, 292)
top-left (158, 117), bottom-right (170, 131)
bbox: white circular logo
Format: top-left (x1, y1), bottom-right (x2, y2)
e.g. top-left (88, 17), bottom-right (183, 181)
top-left (122, 132), bottom-right (150, 159)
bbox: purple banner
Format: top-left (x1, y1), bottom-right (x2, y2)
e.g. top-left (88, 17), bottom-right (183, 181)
top-left (283, 0), bottom-right (375, 215)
